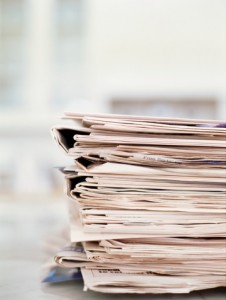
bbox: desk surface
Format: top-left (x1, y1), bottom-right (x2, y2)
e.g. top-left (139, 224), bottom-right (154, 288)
top-left (0, 197), bottom-right (225, 300)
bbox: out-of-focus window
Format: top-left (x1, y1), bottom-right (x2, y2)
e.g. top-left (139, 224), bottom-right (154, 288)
top-left (0, 0), bottom-right (26, 110)
top-left (52, 0), bottom-right (86, 111)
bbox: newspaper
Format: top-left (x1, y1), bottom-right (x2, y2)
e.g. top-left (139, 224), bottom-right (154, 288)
top-left (62, 201), bottom-right (226, 293)
top-left (81, 268), bottom-right (225, 294)
top-left (63, 164), bottom-right (226, 237)
top-left (51, 112), bottom-right (226, 293)
top-left (52, 113), bottom-right (226, 169)
top-left (55, 239), bottom-right (226, 276)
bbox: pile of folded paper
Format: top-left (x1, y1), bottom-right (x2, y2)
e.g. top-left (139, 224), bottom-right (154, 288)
top-left (51, 112), bottom-right (226, 293)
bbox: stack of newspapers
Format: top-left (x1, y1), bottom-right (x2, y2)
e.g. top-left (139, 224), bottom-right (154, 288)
top-left (51, 112), bottom-right (226, 293)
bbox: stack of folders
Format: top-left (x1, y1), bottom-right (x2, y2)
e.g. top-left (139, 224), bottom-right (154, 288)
top-left (51, 112), bottom-right (226, 294)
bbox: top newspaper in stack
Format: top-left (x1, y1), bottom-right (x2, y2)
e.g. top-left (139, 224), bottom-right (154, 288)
top-left (53, 113), bottom-right (226, 169)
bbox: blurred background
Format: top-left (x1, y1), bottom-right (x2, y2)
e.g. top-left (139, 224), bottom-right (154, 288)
top-left (0, 1), bottom-right (226, 297)
top-left (0, 0), bottom-right (225, 198)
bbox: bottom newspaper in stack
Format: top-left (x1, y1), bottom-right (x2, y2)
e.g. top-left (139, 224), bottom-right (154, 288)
top-left (52, 206), bottom-right (226, 294)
